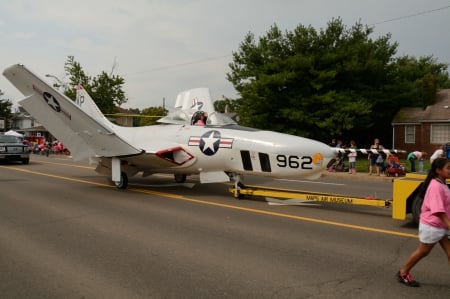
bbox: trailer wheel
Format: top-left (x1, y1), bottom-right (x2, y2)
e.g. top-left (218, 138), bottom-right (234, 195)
top-left (411, 194), bottom-right (423, 224)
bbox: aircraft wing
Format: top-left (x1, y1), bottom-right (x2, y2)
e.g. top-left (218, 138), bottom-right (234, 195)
top-left (3, 64), bottom-right (143, 160)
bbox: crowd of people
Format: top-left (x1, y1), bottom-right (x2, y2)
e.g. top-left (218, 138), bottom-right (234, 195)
top-left (328, 138), bottom-right (448, 176)
top-left (24, 139), bottom-right (70, 156)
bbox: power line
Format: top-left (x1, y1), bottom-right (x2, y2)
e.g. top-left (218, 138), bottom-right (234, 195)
top-left (127, 5), bottom-right (450, 76)
top-left (370, 4), bottom-right (450, 26)
top-left (125, 54), bottom-right (232, 76)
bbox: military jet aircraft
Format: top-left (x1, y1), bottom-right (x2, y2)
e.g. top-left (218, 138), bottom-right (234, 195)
top-left (3, 64), bottom-right (335, 191)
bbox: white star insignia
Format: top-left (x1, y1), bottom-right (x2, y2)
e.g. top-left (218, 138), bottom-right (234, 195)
top-left (202, 131), bottom-right (220, 153)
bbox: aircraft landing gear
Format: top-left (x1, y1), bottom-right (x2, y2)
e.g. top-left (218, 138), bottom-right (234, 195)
top-left (114, 172), bottom-right (128, 189)
top-left (174, 174), bottom-right (187, 183)
top-left (230, 174), bottom-right (245, 199)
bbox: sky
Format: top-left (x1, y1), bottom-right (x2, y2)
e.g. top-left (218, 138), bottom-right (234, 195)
top-left (0, 0), bottom-right (449, 111)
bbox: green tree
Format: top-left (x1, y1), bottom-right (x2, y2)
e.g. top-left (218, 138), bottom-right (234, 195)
top-left (61, 56), bottom-right (127, 114)
top-left (139, 106), bottom-right (168, 126)
top-left (0, 91), bottom-right (13, 131)
top-left (227, 19), bottom-right (398, 141)
top-left (389, 55), bottom-right (450, 108)
top-left (227, 18), bottom-right (450, 146)
top-left (213, 96), bottom-right (238, 113)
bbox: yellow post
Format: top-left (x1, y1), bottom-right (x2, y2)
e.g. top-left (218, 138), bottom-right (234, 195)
top-left (391, 174), bottom-right (424, 220)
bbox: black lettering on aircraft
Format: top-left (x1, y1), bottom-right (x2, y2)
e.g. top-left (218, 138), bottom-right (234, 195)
top-left (276, 155), bottom-right (312, 169)
top-left (76, 94), bottom-right (85, 107)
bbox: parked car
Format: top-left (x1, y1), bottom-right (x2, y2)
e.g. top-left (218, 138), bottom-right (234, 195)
top-left (0, 134), bottom-right (30, 164)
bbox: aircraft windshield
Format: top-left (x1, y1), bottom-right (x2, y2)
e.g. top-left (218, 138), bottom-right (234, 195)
top-left (206, 112), bottom-right (237, 126)
top-left (157, 110), bottom-right (191, 125)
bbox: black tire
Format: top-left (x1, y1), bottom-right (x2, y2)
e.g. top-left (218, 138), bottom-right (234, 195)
top-left (114, 172), bottom-right (128, 189)
top-left (174, 174), bottom-right (186, 183)
top-left (411, 194), bottom-right (423, 225)
top-left (22, 158), bottom-right (30, 165)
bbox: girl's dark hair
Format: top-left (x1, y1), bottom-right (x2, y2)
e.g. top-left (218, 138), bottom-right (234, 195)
top-left (418, 157), bottom-right (449, 198)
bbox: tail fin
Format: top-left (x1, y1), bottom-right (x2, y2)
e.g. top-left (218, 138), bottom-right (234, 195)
top-left (75, 85), bottom-right (114, 130)
top-left (2, 64), bottom-right (142, 160)
top-left (158, 87), bottom-right (217, 124)
top-left (173, 87), bottom-right (215, 114)
top-left (159, 87), bottom-right (227, 125)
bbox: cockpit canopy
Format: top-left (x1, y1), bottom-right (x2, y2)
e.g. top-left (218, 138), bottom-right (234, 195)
top-left (157, 109), bottom-right (237, 126)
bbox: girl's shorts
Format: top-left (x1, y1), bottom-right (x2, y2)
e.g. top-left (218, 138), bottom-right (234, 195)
top-left (419, 222), bottom-right (449, 244)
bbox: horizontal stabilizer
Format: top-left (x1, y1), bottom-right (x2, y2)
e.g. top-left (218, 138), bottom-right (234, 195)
top-left (3, 64), bottom-right (142, 160)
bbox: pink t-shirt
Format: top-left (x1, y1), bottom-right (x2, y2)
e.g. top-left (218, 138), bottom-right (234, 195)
top-left (420, 178), bottom-right (450, 229)
top-left (413, 151), bottom-right (423, 159)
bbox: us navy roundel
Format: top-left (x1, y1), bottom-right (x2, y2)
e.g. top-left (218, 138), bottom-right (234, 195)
top-left (188, 130), bottom-right (233, 156)
top-left (43, 92), bottom-right (61, 112)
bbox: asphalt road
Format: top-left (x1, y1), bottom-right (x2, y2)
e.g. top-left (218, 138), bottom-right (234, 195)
top-left (1, 154), bottom-right (449, 298)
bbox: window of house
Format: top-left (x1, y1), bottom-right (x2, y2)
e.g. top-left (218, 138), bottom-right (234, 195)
top-left (405, 125), bottom-right (415, 144)
top-left (430, 124), bottom-right (450, 144)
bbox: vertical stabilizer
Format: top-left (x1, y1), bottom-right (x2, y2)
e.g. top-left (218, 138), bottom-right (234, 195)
top-left (174, 88), bottom-right (215, 114)
top-left (75, 85), bottom-right (115, 130)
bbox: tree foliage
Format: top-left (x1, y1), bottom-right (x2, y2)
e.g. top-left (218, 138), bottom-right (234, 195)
top-left (0, 95), bottom-right (13, 130)
top-left (61, 56), bottom-right (127, 115)
top-left (213, 96), bottom-right (238, 113)
top-left (227, 18), bottom-right (450, 146)
top-left (138, 106), bottom-right (168, 126)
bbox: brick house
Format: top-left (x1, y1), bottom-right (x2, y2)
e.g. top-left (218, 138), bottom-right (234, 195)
top-left (391, 89), bottom-right (450, 156)
top-left (111, 107), bottom-right (135, 127)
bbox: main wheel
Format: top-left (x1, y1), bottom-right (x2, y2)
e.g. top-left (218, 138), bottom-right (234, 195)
top-left (174, 174), bottom-right (187, 183)
top-left (114, 172), bottom-right (128, 189)
top-left (411, 194), bottom-right (423, 225)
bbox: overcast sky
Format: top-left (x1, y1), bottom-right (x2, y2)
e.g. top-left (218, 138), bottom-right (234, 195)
top-left (1, 0), bottom-right (449, 110)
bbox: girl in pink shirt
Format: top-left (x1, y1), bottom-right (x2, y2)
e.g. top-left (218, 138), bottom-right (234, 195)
top-left (397, 157), bottom-right (450, 287)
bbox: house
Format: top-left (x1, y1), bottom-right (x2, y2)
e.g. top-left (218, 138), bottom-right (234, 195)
top-left (109, 107), bottom-right (136, 127)
top-left (392, 89), bottom-right (450, 156)
top-left (10, 106), bottom-right (40, 131)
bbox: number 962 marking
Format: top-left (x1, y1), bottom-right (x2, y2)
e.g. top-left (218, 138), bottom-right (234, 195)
top-left (276, 155), bottom-right (312, 169)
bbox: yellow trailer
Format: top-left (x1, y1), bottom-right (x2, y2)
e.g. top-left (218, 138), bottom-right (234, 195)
top-left (392, 173), bottom-right (427, 223)
top-left (229, 172), bottom-right (429, 224)
top-left (230, 185), bottom-right (392, 208)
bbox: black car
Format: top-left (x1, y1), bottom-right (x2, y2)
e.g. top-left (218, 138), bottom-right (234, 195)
top-left (0, 134), bottom-right (30, 164)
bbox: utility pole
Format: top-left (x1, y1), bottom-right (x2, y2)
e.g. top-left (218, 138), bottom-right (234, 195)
top-left (0, 89), bottom-right (4, 132)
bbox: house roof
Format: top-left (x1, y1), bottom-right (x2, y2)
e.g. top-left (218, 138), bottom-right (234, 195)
top-left (392, 89), bottom-right (450, 124)
top-left (18, 125), bottom-right (48, 132)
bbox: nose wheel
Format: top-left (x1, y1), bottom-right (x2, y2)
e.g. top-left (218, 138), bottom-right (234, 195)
top-left (231, 174), bottom-right (245, 199)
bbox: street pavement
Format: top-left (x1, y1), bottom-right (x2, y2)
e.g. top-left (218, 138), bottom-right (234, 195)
top-left (322, 169), bottom-right (397, 181)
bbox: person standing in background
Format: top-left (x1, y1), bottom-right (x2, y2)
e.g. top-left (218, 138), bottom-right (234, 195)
top-left (348, 140), bottom-right (357, 174)
top-left (368, 138), bottom-right (383, 175)
top-left (407, 151), bottom-right (425, 172)
top-left (430, 145), bottom-right (444, 164)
